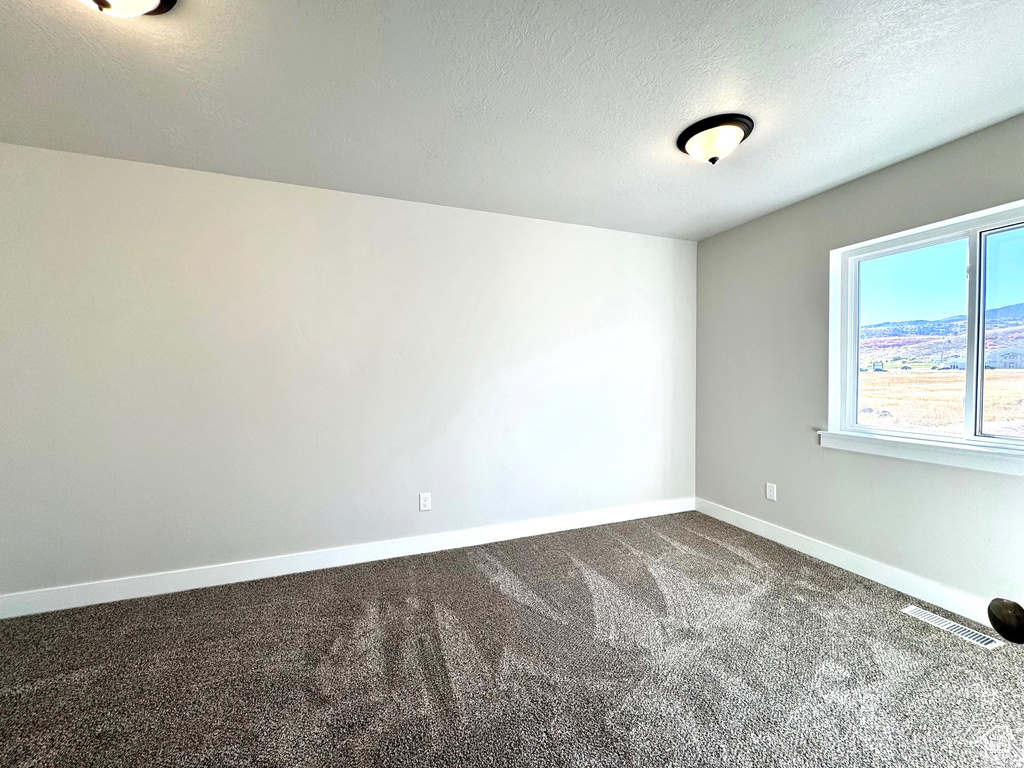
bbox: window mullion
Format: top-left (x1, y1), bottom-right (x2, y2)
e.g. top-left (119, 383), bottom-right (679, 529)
top-left (964, 231), bottom-right (983, 438)
top-left (844, 255), bottom-right (860, 430)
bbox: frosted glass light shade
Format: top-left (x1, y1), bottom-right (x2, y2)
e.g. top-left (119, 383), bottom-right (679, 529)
top-left (676, 114), bottom-right (754, 165)
top-left (78, 0), bottom-right (172, 17)
top-left (683, 124), bottom-right (746, 165)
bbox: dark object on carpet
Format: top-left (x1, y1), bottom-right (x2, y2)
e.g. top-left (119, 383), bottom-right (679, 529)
top-left (2, 512), bottom-right (1022, 767)
top-left (989, 598), bottom-right (1024, 644)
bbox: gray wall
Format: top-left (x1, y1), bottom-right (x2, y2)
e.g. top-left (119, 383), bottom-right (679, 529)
top-left (0, 142), bottom-right (696, 594)
top-left (697, 116), bottom-right (1024, 604)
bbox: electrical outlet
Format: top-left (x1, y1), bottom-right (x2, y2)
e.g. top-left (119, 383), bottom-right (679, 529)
top-left (419, 492), bottom-right (431, 512)
top-left (765, 483), bottom-right (777, 502)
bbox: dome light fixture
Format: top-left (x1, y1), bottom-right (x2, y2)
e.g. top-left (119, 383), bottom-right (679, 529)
top-left (989, 597), bottom-right (1024, 643)
top-left (78, 0), bottom-right (176, 17)
top-left (677, 113), bottom-right (754, 165)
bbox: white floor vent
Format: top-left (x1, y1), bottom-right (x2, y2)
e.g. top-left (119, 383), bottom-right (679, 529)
top-left (902, 605), bottom-right (1004, 649)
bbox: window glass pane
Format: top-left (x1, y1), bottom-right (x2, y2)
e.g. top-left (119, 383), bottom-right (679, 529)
top-left (857, 239), bottom-right (969, 435)
top-left (981, 225), bottom-right (1024, 437)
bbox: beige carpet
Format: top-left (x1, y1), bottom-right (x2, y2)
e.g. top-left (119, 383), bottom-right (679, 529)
top-left (2, 512), bottom-right (1021, 767)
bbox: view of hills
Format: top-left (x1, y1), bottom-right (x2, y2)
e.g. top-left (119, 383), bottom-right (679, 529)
top-left (860, 302), bottom-right (1024, 338)
top-left (859, 302), bottom-right (1024, 364)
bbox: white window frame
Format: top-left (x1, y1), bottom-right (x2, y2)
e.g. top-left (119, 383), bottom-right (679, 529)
top-left (821, 198), bottom-right (1024, 476)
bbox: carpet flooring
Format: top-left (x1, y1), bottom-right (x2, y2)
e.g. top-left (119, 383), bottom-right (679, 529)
top-left (1, 512), bottom-right (1022, 767)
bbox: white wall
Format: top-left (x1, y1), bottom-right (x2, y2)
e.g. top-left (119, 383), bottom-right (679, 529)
top-left (0, 142), bottom-right (696, 596)
top-left (696, 116), bottom-right (1024, 613)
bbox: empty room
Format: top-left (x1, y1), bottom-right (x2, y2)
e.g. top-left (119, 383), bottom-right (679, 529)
top-left (2, 0), bottom-right (1023, 765)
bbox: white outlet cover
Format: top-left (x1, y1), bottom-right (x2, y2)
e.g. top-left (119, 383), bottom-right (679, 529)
top-left (419, 493), bottom-right (431, 511)
top-left (765, 483), bottom-right (777, 501)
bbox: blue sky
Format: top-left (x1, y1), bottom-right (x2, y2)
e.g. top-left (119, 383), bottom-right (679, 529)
top-left (859, 227), bottom-right (1024, 326)
top-left (987, 226), bottom-right (1024, 311)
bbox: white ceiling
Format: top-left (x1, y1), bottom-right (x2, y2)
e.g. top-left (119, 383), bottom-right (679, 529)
top-left (2, 0), bottom-right (1023, 241)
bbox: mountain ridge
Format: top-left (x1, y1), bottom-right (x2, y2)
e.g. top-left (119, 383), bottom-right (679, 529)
top-left (862, 302), bottom-right (1024, 339)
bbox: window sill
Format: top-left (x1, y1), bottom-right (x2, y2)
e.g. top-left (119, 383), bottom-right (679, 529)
top-left (818, 430), bottom-right (1024, 476)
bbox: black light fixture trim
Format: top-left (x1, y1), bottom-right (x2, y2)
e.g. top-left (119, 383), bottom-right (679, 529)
top-left (676, 113), bottom-right (755, 164)
top-left (989, 597), bottom-right (1024, 643)
top-left (146, 0), bottom-right (176, 15)
top-left (88, 0), bottom-right (177, 13)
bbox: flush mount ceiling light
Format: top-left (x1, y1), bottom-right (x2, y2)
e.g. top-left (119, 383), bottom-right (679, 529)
top-left (78, 0), bottom-right (176, 17)
top-left (989, 598), bottom-right (1024, 644)
top-left (677, 113), bottom-right (754, 165)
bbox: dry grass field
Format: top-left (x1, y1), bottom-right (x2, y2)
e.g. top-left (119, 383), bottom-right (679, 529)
top-left (857, 369), bottom-right (1024, 437)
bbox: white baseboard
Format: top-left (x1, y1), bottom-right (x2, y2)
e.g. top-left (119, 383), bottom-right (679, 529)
top-left (4, 496), bottom-right (987, 628)
top-left (695, 498), bottom-right (990, 626)
top-left (0, 497), bottom-right (696, 620)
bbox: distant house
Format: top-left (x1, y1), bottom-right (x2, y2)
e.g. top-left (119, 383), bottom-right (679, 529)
top-left (945, 356), bottom-right (967, 370)
top-left (988, 348), bottom-right (1024, 369)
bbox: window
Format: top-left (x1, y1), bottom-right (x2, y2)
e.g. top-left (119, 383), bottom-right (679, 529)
top-left (981, 225), bottom-right (1024, 437)
top-left (823, 199), bottom-right (1024, 475)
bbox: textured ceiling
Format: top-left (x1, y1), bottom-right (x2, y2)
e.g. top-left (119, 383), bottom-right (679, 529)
top-left (2, 0), bottom-right (1023, 240)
